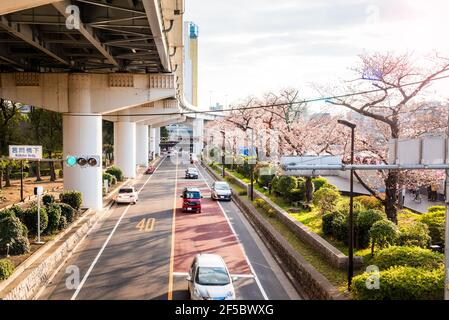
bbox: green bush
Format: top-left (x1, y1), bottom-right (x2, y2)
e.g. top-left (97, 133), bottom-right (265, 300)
top-left (0, 209), bottom-right (15, 220)
top-left (312, 177), bottom-right (329, 192)
top-left (59, 191), bottom-right (82, 210)
top-left (56, 203), bottom-right (76, 224)
top-left (9, 172), bottom-right (29, 180)
top-left (42, 194), bottom-right (55, 206)
top-left (57, 169), bottom-right (64, 178)
top-left (58, 215), bottom-right (68, 230)
top-left (22, 205), bottom-right (48, 236)
top-left (0, 216), bottom-right (30, 255)
top-left (322, 212), bottom-right (336, 236)
top-left (254, 198), bottom-right (267, 208)
top-left (398, 221), bottom-right (431, 248)
top-left (0, 259), bottom-right (15, 280)
top-left (334, 198), bottom-right (365, 216)
top-left (428, 206), bottom-right (445, 213)
top-left (103, 172), bottom-right (115, 187)
top-left (313, 187), bottom-right (341, 214)
top-left (352, 266), bottom-right (444, 300)
top-left (270, 176), bottom-right (280, 195)
top-left (288, 188), bottom-right (305, 203)
top-left (276, 176), bottom-right (298, 197)
top-left (369, 220), bottom-right (399, 254)
top-left (45, 203), bottom-right (62, 235)
top-left (419, 210), bottom-right (445, 246)
top-left (331, 213), bottom-right (348, 243)
top-left (371, 246), bottom-right (444, 270)
top-left (254, 163), bottom-right (275, 187)
top-left (9, 205), bottom-right (24, 221)
top-left (355, 209), bottom-right (385, 249)
top-left (106, 166), bottom-right (124, 182)
top-left (354, 196), bottom-right (384, 211)
top-left (111, 176), bottom-right (117, 185)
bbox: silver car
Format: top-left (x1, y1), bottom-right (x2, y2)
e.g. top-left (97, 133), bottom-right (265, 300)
top-left (211, 181), bottom-right (232, 201)
top-left (187, 254), bottom-right (236, 300)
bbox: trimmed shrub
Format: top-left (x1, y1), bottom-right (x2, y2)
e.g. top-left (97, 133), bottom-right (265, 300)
top-left (331, 213), bottom-right (348, 243)
top-left (111, 176), bottom-right (117, 185)
top-left (57, 169), bottom-right (64, 178)
top-left (42, 194), bottom-right (55, 206)
top-left (56, 203), bottom-right (76, 224)
top-left (419, 210), bottom-right (445, 246)
top-left (59, 191), bottom-right (82, 210)
top-left (352, 266), bottom-right (444, 300)
top-left (398, 221), bottom-right (431, 248)
top-left (288, 188), bottom-right (305, 203)
top-left (313, 187), bottom-right (341, 214)
top-left (369, 220), bottom-right (399, 254)
top-left (312, 177), bottom-right (329, 192)
top-left (10, 172), bottom-right (29, 180)
top-left (354, 196), bottom-right (384, 211)
top-left (276, 176), bottom-right (298, 197)
top-left (106, 166), bottom-right (124, 182)
top-left (355, 209), bottom-right (385, 249)
top-left (371, 246), bottom-right (444, 270)
top-left (0, 209), bottom-right (15, 220)
top-left (428, 206), bottom-right (445, 213)
top-left (103, 172), bottom-right (115, 187)
top-left (322, 212), bottom-right (337, 236)
top-left (9, 205), bottom-right (25, 221)
top-left (45, 203), bottom-right (62, 235)
top-left (270, 176), bottom-right (280, 195)
top-left (0, 259), bottom-right (15, 280)
top-left (254, 198), bottom-right (267, 208)
top-left (22, 205), bottom-right (48, 236)
top-left (58, 215), bottom-right (68, 230)
top-left (0, 216), bottom-right (30, 255)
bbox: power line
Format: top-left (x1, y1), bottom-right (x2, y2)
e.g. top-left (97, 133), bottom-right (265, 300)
top-left (66, 73), bottom-right (449, 117)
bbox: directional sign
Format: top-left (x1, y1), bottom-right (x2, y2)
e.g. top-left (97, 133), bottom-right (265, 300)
top-left (9, 145), bottom-right (42, 160)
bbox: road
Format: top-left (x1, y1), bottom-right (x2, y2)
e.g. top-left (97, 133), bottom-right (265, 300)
top-left (36, 156), bottom-right (301, 300)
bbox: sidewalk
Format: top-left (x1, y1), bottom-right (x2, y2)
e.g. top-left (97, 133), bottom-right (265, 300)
top-left (325, 176), bottom-right (445, 214)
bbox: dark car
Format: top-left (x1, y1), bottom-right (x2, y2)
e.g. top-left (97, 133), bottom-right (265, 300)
top-left (185, 167), bottom-right (199, 179)
top-left (181, 187), bottom-right (202, 213)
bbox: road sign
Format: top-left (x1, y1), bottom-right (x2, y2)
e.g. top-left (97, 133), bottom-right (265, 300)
top-left (388, 136), bottom-right (448, 165)
top-left (9, 145), bottom-right (42, 160)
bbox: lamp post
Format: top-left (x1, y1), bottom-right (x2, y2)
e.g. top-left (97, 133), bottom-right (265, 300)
top-left (338, 119), bottom-right (356, 291)
top-left (220, 130), bottom-right (225, 178)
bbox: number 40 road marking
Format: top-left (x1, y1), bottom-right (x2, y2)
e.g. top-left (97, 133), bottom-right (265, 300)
top-left (136, 218), bottom-right (155, 232)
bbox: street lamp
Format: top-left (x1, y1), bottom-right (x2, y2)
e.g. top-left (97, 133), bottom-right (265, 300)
top-left (338, 119), bottom-right (356, 291)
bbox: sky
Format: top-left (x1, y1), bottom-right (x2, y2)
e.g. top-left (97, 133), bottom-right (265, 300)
top-left (183, 0), bottom-right (449, 109)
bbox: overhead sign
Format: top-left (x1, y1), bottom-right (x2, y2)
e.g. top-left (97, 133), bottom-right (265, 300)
top-left (9, 145), bottom-right (42, 160)
top-left (280, 155), bottom-right (342, 177)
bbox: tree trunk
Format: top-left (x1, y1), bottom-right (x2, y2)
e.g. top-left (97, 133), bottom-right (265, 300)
top-left (4, 166), bottom-right (11, 187)
top-left (0, 169), bottom-right (2, 189)
top-left (35, 161), bottom-right (42, 182)
top-left (305, 176), bottom-right (314, 202)
top-left (384, 170), bottom-right (399, 224)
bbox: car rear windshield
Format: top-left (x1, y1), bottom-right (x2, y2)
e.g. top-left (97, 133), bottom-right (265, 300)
top-left (185, 191), bottom-right (201, 199)
top-left (119, 188), bottom-right (133, 194)
top-left (196, 267), bottom-right (230, 286)
top-left (215, 183), bottom-right (230, 190)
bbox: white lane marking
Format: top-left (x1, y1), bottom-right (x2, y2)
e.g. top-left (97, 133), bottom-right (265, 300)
top-left (70, 157), bottom-right (166, 300)
top-left (195, 164), bottom-right (269, 300)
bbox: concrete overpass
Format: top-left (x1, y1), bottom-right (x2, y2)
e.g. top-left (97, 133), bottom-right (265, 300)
top-left (0, 0), bottom-right (216, 210)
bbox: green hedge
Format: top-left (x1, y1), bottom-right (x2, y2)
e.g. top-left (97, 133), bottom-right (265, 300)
top-left (370, 220), bottom-right (399, 254)
top-left (355, 209), bottom-right (385, 249)
top-left (354, 196), bottom-right (384, 211)
top-left (9, 172), bottom-right (29, 180)
top-left (42, 194), bottom-right (55, 206)
top-left (22, 205), bottom-right (48, 236)
top-left (59, 191), bottom-right (82, 210)
top-left (45, 203), bottom-right (62, 235)
top-left (0, 259), bottom-right (15, 280)
top-left (106, 166), bottom-right (124, 182)
top-left (9, 205), bottom-right (25, 221)
top-left (0, 216), bottom-right (30, 255)
top-left (419, 210), bottom-right (445, 246)
top-left (398, 221), bottom-right (431, 248)
top-left (0, 209), bottom-right (15, 220)
top-left (312, 177), bottom-right (329, 192)
top-left (58, 215), bottom-right (68, 230)
top-left (56, 203), bottom-right (76, 224)
top-left (313, 187), bottom-right (341, 214)
top-left (370, 246), bottom-right (444, 270)
top-left (352, 266), bottom-right (444, 300)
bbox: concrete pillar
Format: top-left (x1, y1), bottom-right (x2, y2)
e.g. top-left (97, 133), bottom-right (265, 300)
top-left (193, 118), bottom-right (204, 156)
top-left (114, 122), bottom-right (137, 178)
top-left (63, 74), bottom-right (103, 211)
top-left (136, 124), bottom-right (149, 166)
top-left (155, 127), bottom-right (161, 155)
top-left (149, 127), bottom-right (156, 158)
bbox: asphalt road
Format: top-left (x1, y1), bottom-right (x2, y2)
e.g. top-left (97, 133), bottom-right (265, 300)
top-left (36, 156), bottom-right (301, 300)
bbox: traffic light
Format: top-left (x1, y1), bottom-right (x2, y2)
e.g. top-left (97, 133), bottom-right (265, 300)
top-left (66, 155), bottom-right (100, 168)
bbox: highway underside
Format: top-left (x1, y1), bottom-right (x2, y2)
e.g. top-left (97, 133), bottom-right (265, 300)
top-left (37, 157), bottom-right (301, 300)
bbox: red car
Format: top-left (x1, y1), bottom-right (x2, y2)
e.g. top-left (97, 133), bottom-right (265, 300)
top-left (145, 166), bottom-right (155, 174)
top-left (181, 187), bottom-right (202, 213)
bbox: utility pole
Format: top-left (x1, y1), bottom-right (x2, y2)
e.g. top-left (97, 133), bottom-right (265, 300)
top-left (221, 131), bottom-right (225, 178)
top-left (445, 112), bottom-right (449, 300)
top-left (248, 127), bottom-right (255, 201)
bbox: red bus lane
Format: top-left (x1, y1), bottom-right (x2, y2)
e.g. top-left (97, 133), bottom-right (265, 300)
top-left (174, 177), bottom-right (251, 276)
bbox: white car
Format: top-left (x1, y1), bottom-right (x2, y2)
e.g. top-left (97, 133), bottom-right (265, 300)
top-left (211, 181), bottom-right (232, 201)
top-left (187, 254), bottom-right (236, 300)
top-left (115, 187), bottom-right (138, 205)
